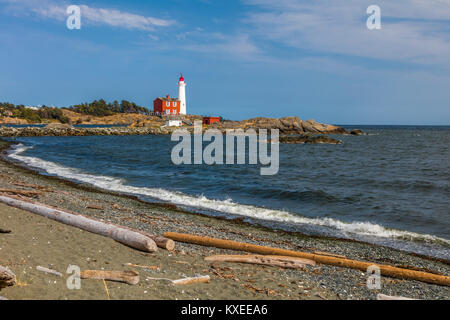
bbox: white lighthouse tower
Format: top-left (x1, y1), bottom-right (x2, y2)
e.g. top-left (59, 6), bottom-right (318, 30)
top-left (178, 74), bottom-right (187, 115)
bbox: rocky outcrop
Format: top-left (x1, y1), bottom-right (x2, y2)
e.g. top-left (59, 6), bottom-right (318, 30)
top-left (300, 119), bottom-right (346, 134)
top-left (210, 117), bottom-right (348, 135)
top-left (3, 109), bottom-right (357, 136)
top-left (279, 134), bottom-right (342, 144)
top-left (350, 129), bottom-right (365, 136)
top-left (0, 126), bottom-right (177, 137)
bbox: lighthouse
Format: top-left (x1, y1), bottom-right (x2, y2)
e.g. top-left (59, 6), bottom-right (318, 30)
top-left (178, 74), bottom-right (187, 115)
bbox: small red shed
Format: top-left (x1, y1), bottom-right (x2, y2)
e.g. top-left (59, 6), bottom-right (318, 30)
top-left (202, 116), bottom-right (221, 125)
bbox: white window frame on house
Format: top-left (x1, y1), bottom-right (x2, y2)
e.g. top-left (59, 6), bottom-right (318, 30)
top-left (166, 110), bottom-right (170, 114)
top-left (166, 101), bottom-right (170, 107)
top-left (173, 101), bottom-right (177, 107)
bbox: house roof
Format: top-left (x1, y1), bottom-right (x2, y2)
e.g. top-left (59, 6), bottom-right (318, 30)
top-left (155, 97), bottom-right (180, 102)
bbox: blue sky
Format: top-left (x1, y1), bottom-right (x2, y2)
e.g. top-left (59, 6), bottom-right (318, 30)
top-left (1, 0), bottom-right (450, 124)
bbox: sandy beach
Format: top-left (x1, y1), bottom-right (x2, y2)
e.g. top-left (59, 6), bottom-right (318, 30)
top-left (0, 140), bottom-right (449, 300)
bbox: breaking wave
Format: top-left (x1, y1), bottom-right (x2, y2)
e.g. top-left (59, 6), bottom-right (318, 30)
top-left (7, 143), bottom-right (450, 258)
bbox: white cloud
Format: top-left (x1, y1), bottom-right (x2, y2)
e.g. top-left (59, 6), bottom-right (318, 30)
top-left (243, 0), bottom-right (450, 67)
top-left (2, 0), bottom-right (174, 30)
top-left (80, 5), bottom-right (172, 30)
top-left (182, 33), bottom-right (261, 59)
top-left (381, 0), bottom-right (450, 20)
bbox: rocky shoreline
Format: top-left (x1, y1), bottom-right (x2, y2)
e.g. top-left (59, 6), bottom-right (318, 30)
top-left (0, 116), bottom-right (362, 139)
top-left (0, 140), bottom-right (448, 300)
top-left (0, 124), bottom-right (170, 137)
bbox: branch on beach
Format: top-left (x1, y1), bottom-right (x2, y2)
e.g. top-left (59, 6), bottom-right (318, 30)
top-left (0, 188), bottom-right (42, 197)
top-left (123, 263), bottom-right (160, 271)
top-left (80, 270), bottom-right (139, 285)
top-left (36, 266), bottom-right (63, 277)
top-left (86, 204), bottom-right (105, 210)
top-left (145, 275), bottom-right (211, 285)
top-left (377, 294), bottom-right (417, 300)
top-left (172, 275), bottom-right (210, 285)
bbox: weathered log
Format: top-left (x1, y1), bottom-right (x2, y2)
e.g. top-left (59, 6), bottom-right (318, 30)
top-left (172, 275), bottom-right (210, 285)
top-left (0, 195), bottom-right (157, 253)
top-left (138, 233), bottom-right (175, 251)
top-left (205, 254), bottom-right (316, 269)
top-left (102, 223), bottom-right (174, 251)
top-left (377, 294), bottom-right (417, 300)
top-left (0, 188), bottom-right (41, 197)
top-left (0, 266), bottom-right (16, 289)
top-left (164, 232), bottom-right (450, 287)
top-left (36, 266), bottom-right (62, 277)
top-left (101, 225), bottom-right (174, 251)
top-left (80, 270), bottom-right (139, 285)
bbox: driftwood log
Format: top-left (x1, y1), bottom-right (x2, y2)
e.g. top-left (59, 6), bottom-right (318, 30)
top-left (377, 294), bottom-right (417, 300)
top-left (165, 232), bottom-right (450, 287)
top-left (36, 266), bottom-right (63, 277)
top-left (205, 254), bottom-right (316, 269)
top-left (137, 233), bottom-right (175, 251)
top-left (123, 263), bottom-right (160, 270)
top-left (86, 222), bottom-right (174, 251)
top-left (172, 275), bottom-right (210, 285)
top-left (0, 195), bottom-right (157, 253)
top-left (0, 266), bottom-right (16, 289)
top-left (80, 270), bottom-right (140, 285)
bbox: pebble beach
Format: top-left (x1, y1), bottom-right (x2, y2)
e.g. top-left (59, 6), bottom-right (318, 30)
top-left (0, 140), bottom-right (449, 300)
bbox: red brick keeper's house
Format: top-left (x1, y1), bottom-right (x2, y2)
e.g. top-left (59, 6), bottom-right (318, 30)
top-left (153, 95), bottom-right (181, 115)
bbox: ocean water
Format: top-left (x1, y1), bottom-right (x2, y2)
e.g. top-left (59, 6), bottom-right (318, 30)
top-left (5, 125), bottom-right (450, 259)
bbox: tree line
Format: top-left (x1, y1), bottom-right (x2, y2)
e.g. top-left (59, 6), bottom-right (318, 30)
top-left (67, 99), bottom-right (149, 116)
top-left (0, 103), bottom-right (70, 123)
top-left (0, 99), bottom-right (150, 123)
